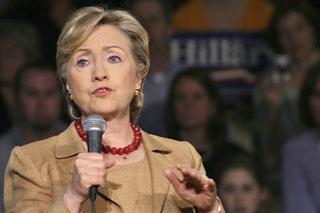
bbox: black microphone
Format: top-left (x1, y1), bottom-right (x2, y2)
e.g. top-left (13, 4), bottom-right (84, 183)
top-left (82, 114), bottom-right (107, 205)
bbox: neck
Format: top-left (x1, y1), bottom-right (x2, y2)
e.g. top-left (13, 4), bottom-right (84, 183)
top-left (179, 126), bottom-right (210, 151)
top-left (101, 118), bottom-right (134, 147)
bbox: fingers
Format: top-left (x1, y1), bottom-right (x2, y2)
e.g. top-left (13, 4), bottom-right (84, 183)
top-left (176, 164), bottom-right (213, 188)
top-left (165, 164), bottom-right (217, 196)
top-left (70, 153), bottom-right (114, 198)
top-left (164, 168), bottom-right (182, 189)
top-left (165, 164), bottom-right (218, 212)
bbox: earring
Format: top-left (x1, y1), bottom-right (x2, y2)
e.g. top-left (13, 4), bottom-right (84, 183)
top-left (135, 89), bottom-right (140, 96)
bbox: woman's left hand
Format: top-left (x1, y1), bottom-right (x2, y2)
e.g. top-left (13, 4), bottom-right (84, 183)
top-left (164, 164), bottom-right (218, 213)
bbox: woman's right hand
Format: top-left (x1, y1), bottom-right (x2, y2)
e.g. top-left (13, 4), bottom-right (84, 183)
top-left (63, 153), bottom-right (115, 212)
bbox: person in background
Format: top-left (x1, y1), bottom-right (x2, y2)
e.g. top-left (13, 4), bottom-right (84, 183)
top-left (282, 62), bottom-right (320, 213)
top-left (1, 0), bottom-right (76, 63)
top-left (165, 67), bottom-right (227, 162)
top-left (257, 1), bottom-right (320, 141)
top-left (128, 0), bottom-right (179, 136)
top-left (4, 6), bottom-right (224, 212)
top-left (0, 62), bottom-right (67, 212)
top-left (207, 144), bottom-right (277, 213)
top-left (0, 20), bottom-right (42, 134)
top-left (255, 1), bottom-right (320, 200)
top-left (173, 0), bottom-right (273, 154)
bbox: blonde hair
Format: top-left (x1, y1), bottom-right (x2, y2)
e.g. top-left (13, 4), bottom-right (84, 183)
top-left (56, 6), bottom-right (150, 121)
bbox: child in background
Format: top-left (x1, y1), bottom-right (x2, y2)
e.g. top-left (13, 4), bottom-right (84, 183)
top-left (206, 144), bottom-right (278, 213)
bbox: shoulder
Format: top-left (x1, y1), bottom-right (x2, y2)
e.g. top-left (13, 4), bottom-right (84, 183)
top-left (19, 135), bottom-right (58, 153)
top-left (143, 132), bottom-right (202, 165)
top-left (146, 133), bottom-right (196, 151)
top-left (283, 130), bottom-right (317, 155)
top-left (9, 135), bottom-right (59, 167)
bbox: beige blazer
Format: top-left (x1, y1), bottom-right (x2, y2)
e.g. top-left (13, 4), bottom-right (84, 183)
top-left (4, 122), bottom-right (220, 213)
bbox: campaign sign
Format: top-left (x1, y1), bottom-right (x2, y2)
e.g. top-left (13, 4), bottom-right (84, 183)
top-left (169, 32), bottom-right (274, 104)
top-left (170, 32), bottom-right (273, 70)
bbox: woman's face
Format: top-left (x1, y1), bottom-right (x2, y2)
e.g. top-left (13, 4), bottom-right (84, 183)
top-left (278, 11), bottom-right (316, 61)
top-left (310, 77), bottom-right (320, 126)
top-left (174, 77), bottom-right (213, 129)
top-left (66, 24), bottom-right (141, 119)
top-left (219, 168), bottom-right (265, 213)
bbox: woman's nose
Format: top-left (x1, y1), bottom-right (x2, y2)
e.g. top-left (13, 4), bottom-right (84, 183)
top-left (93, 64), bottom-right (109, 81)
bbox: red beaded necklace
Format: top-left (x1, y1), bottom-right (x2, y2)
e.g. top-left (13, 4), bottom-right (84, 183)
top-left (74, 119), bottom-right (142, 155)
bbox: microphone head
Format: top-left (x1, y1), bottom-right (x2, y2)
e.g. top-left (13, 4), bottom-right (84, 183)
top-left (82, 114), bottom-right (107, 132)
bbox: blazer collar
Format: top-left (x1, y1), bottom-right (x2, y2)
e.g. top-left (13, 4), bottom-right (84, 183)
top-left (55, 121), bottom-right (86, 158)
top-left (142, 131), bottom-right (172, 154)
top-left (54, 123), bottom-right (175, 212)
top-left (54, 123), bottom-right (173, 158)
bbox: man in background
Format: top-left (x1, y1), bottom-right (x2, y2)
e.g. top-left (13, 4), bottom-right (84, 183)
top-left (0, 62), bottom-right (67, 211)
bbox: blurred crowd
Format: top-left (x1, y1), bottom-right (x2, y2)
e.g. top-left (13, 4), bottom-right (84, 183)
top-left (1, 0), bottom-right (320, 212)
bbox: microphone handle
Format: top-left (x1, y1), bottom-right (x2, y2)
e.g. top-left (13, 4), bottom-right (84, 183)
top-left (87, 130), bottom-right (102, 153)
top-left (87, 130), bottom-right (103, 202)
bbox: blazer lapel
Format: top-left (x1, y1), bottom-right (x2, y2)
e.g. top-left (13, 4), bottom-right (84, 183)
top-left (142, 132), bottom-right (173, 212)
top-left (54, 122), bottom-right (122, 211)
top-left (54, 123), bottom-right (85, 196)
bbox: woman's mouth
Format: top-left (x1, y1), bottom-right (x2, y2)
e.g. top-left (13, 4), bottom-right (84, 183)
top-left (93, 87), bottom-right (112, 97)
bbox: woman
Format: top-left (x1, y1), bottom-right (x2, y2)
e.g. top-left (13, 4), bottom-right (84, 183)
top-left (166, 67), bottom-right (227, 162)
top-left (4, 6), bottom-right (223, 213)
top-left (254, 1), bottom-right (320, 200)
top-left (257, 1), bottom-right (320, 142)
top-left (282, 62), bottom-right (320, 212)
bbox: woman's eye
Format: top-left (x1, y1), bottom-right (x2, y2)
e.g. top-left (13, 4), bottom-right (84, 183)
top-left (108, 55), bottom-right (121, 63)
top-left (76, 59), bottom-right (89, 67)
top-left (174, 93), bottom-right (185, 103)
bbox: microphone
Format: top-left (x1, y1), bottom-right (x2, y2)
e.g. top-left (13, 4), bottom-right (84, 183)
top-left (82, 114), bottom-right (107, 204)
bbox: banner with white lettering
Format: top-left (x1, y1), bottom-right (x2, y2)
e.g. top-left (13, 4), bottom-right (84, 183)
top-left (170, 32), bottom-right (274, 104)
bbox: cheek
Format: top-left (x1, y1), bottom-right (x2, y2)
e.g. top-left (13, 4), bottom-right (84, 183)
top-left (46, 96), bottom-right (61, 111)
top-left (174, 101), bottom-right (184, 113)
top-left (279, 34), bottom-right (291, 50)
top-left (300, 29), bottom-right (315, 47)
top-left (220, 193), bottom-right (236, 211)
top-left (118, 72), bottom-right (137, 97)
top-left (243, 191), bottom-right (262, 211)
top-left (20, 98), bottom-right (37, 113)
top-left (67, 74), bottom-right (89, 101)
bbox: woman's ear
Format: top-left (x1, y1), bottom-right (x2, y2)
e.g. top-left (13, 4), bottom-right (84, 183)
top-left (66, 84), bottom-right (73, 100)
top-left (135, 69), bottom-right (143, 91)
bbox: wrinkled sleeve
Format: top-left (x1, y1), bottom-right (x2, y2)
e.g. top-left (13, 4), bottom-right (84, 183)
top-left (4, 147), bottom-right (70, 213)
